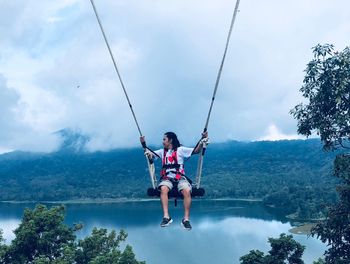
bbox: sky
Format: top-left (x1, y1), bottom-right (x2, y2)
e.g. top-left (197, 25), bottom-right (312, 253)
top-left (0, 0), bottom-right (349, 153)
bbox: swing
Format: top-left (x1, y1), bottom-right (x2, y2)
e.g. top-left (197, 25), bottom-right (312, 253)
top-left (89, 0), bottom-right (241, 199)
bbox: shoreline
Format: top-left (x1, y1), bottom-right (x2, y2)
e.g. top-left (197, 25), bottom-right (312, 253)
top-left (0, 198), bottom-right (319, 235)
top-left (289, 223), bottom-right (316, 235)
top-left (0, 197), bottom-right (263, 204)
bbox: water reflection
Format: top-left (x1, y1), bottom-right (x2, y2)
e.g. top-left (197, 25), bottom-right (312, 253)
top-left (0, 219), bottom-right (20, 243)
top-left (0, 201), bottom-right (325, 263)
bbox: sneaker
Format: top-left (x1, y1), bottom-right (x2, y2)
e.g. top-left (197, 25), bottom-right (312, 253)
top-left (160, 217), bottom-right (173, 227)
top-left (181, 219), bottom-right (192, 230)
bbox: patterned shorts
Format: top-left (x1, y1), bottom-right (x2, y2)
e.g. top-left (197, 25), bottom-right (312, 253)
top-left (158, 177), bottom-right (192, 192)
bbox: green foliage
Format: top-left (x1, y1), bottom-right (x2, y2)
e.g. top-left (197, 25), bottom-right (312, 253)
top-left (334, 153), bottom-right (350, 183)
top-left (0, 230), bottom-right (8, 263)
top-left (291, 44), bottom-right (350, 150)
top-left (262, 185), bottom-right (334, 220)
top-left (0, 204), bottom-right (144, 264)
top-left (239, 233), bottom-right (305, 264)
top-left (292, 44), bottom-right (350, 263)
top-left (76, 228), bottom-right (144, 264)
top-left (239, 250), bottom-right (265, 264)
top-left (118, 245), bottom-right (142, 264)
top-left (313, 258), bottom-right (326, 264)
top-left (310, 154), bottom-right (350, 264)
top-left (3, 204), bottom-right (76, 263)
top-left (266, 234), bottom-right (305, 264)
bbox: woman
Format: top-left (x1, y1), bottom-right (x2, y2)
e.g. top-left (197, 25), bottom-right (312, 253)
top-left (140, 131), bottom-right (208, 230)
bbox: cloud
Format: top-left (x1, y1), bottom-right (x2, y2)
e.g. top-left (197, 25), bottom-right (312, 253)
top-left (259, 124), bottom-right (304, 141)
top-left (0, 74), bottom-right (60, 153)
top-left (1, 0), bottom-right (349, 152)
top-left (47, 16), bottom-right (65, 24)
top-left (0, 74), bottom-right (24, 152)
top-left (0, 147), bottom-right (13, 154)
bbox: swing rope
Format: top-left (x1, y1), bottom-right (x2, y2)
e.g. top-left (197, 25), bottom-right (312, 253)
top-left (90, 0), bottom-right (241, 192)
top-left (195, 0), bottom-right (241, 188)
top-left (89, 0), bottom-right (159, 188)
top-left (89, 0), bottom-right (143, 137)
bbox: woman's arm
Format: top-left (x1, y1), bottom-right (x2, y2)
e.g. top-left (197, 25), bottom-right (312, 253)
top-left (140, 136), bottom-right (162, 160)
top-left (192, 131), bottom-right (209, 154)
top-left (140, 136), bottom-right (155, 159)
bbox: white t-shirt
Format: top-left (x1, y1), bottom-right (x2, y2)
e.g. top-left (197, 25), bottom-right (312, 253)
top-left (154, 146), bottom-right (194, 179)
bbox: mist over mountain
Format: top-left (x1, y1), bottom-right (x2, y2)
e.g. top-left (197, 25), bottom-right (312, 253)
top-left (0, 135), bottom-right (339, 219)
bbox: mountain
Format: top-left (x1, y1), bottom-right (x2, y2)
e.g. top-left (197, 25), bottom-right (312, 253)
top-left (55, 128), bottom-right (90, 152)
top-left (0, 139), bottom-right (339, 219)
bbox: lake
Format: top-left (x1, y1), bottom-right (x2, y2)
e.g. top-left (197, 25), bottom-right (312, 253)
top-left (0, 200), bottom-right (325, 263)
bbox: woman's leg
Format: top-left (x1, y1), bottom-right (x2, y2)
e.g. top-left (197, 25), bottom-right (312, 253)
top-left (182, 188), bottom-right (191, 220)
top-left (160, 185), bottom-right (170, 218)
top-left (179, 179), bottom-right (192, 220)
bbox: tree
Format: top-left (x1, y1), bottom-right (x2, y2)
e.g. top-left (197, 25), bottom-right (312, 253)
top-left (313, 258), bottom-right (326, 264)
top-left (0, 230), bottom-right (8, 263)
top-left (310, 154), bottom-right (350, 263)
top-left (239, 250), bottom-right (265, 264)
top-left (291, 44), bottom-right (350, 263)
top-left (290, 44), bottom-right (350, 151)
top-left (3, 204), bottom-right (76, 263)
top-left (0, 204), bottom-right (145, 264)
top-left (76, 228), bottom-right (145, 264)
top-left (239, 233), bottom-right (305, 264)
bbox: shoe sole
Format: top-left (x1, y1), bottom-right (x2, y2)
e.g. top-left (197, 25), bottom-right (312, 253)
top-left (181, 222), bottom-right (192, 231)
top-left (160, 219), bottom-right (173, 227)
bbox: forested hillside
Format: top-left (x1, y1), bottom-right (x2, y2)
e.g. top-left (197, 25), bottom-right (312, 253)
top-left (0, 139), bottom-right (339, 219)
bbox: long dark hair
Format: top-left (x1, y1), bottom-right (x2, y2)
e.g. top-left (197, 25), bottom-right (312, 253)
top-left (164, 132), bottom-right (181, 150)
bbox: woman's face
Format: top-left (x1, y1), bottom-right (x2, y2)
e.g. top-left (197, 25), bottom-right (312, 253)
top-left (163, 135), bottom-right (171, 148)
